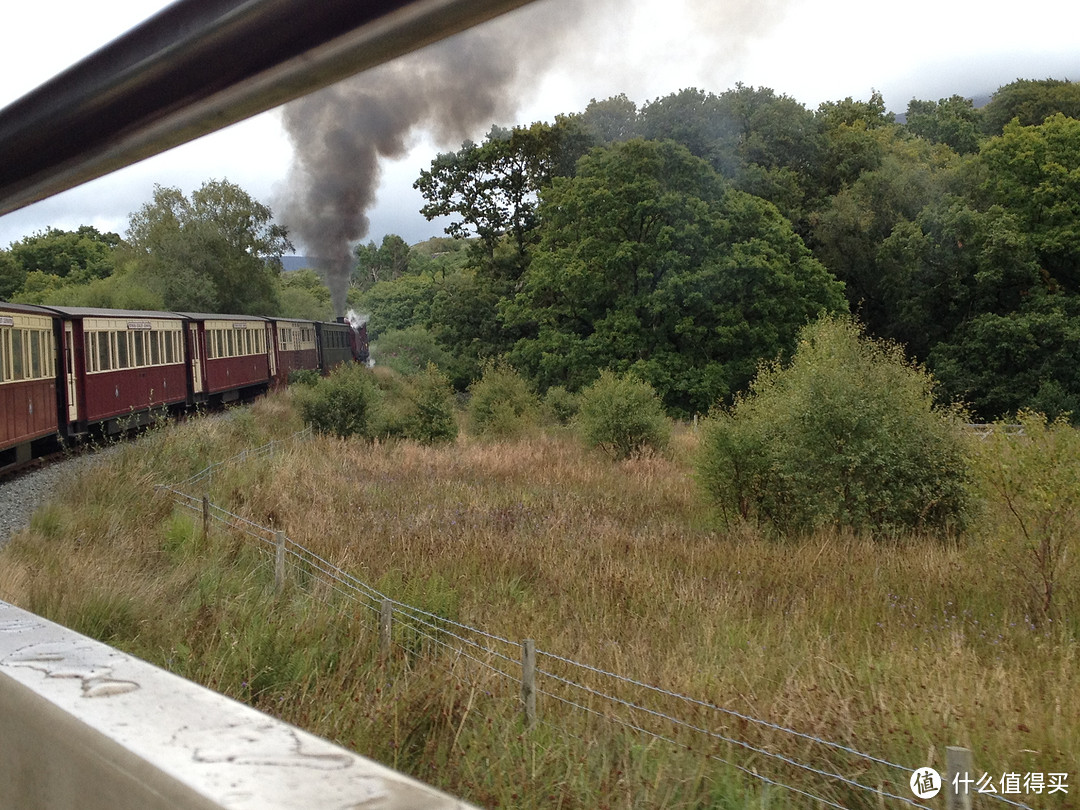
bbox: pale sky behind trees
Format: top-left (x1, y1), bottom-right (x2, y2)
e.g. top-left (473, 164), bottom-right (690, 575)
top-left (1, 0), bottom-right (1078, 253)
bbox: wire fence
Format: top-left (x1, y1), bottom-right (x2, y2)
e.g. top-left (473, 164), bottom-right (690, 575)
top-left (155, 432), bottom-right (1036, 810)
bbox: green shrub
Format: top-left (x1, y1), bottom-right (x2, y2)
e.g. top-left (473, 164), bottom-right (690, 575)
top-left (577, 371), bottom-right (671, 459)
top-left (466, 360), bottom-right (540, 439)
top-left (288, 368), bottom-right (321, 387)
top-left (543, 385), bottom-right (580, 426)
top-left (367, 364), bottom-right (459, 444)
top-left (697, 316), bottom-right (970, 536)
top-left (370, 325), bottom-right (465, 385)
top-left (408, 364), bottom-right (459, 444)
top-left (969, 412), bottom-right (1080, 625)
top-left (294, 362), bottom-right (375, 438)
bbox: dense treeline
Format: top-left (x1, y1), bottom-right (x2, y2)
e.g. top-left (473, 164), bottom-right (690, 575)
top-left (4, 78), bottom-right (1079, 420)
top-left (363, 77), bottom-right (1080, 420)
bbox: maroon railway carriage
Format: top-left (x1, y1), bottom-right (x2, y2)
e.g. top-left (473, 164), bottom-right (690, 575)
top-left (0, 303), bottom-right (60, 466)
top-left (45, 307), bottom-right (189, 436)
top-left (270, 318), bottom-right (319, 387)
top-left (179, 313), bottom-right (273, 403)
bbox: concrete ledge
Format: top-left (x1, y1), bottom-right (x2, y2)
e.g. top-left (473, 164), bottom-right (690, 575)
top-left (0, 600), bottom-right (476, 810)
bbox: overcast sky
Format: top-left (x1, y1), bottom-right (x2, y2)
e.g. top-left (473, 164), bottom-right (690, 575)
top-left (1, 0), bottom-right (1078, 254)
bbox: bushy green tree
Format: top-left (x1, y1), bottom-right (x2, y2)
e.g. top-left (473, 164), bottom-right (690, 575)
top-left (294, 362), bottom-right (375, 439)
top-left (356, 274), bottom-right (436, 340)
top-left (577, 371), bottom-right (670, 459)
top-left (366, 365), bottom-right (459, 444)
top-left (278, 268), bottom-right (333, 320)
top-left (904, 95), bottom-right (982, 154)
top-left (352, 234), bottom-right (411, 291)
top-left (697, 316), bottom-right (970, 537)
top-left (978, 114), bottom-right (1080, 292)
top-left (466, 360), bottom-right (539, 439)
top-left (542, 386), bottom-right (580, 426)
top-left (126, 180), bottom-right (291, 313)
top-left (370, 325), bottom-right (464, 387)
top-left (2, 225), bottom-right (121, 300)
top-left (506, 139), bottom-right (846, 414)
top-left (415, 119), bottom-right (591, 281)
top-left (980, 78), bottom-right (1080, 136)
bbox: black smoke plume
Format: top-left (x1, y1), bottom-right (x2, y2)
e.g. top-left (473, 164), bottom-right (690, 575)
top-left (278, 1), bottom-right (586, 315)
top-left (278, 0), bottom-right (792, 315)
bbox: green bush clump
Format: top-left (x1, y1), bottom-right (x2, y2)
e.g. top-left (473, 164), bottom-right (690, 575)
top-left (466, 360), bottom-right (540, 439)
top-left (293, 362), bottom-right (375, 438)
top-left (288, 368), bottom-right (321, 387)
top-left (543, 385), bottom-right (580, 426)
top-left (969, 412), bottom-right (1080, 625)
top-left (368, 364), bottom-right (459, 444)
top-left (697, 316), bottom-right (970, 536)
top-left (577, 371), bottom-right (671, 459)
top-left (298, 362), bottom-right (458, 445)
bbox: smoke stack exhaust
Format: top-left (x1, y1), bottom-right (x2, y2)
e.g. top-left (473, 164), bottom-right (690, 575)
top-left (278, 1), bottom-right (590, 315)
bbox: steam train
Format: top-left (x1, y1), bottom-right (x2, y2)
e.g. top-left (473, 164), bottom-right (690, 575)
top-left (0, 302), bottom-right (368, 469)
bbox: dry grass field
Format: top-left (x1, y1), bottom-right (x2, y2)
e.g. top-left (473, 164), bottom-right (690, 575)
top-left (1, 393), bottom-right (1077, 808)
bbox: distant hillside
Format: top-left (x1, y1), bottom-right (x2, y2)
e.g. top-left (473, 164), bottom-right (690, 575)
top-left (281, 256), bottom-right (316, 272)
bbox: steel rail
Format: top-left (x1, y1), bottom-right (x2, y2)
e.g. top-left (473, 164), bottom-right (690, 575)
top-left (0, 0), bottom-right (537, 216)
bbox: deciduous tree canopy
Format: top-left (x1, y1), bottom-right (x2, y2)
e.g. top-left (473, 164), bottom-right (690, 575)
top-left (503, 139), bottom-right (847, 414)
top-left (126, 179), bottom-right (292, 314)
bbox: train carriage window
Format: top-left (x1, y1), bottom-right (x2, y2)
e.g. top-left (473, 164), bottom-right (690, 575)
top-left (29, 331), bottom-right (41, 379)
top-left (86, 334), bottom-right (96, 373)
top-left (151, 331), bottom-right (161, 365)
top-left (134, 330), bottom-right (145, 367)
top-left (96, 332), bottom-right (110, 371)
top-left (227, 329), bottom-right (236, 357)
top-left (12, 329), bottom-right (25, 380)
top-left (244, 329), bottom-right (252, 355)
top-left (166, 331), bottom-right (175, 364)
top-left (115, 331), bottom-right (129, 369)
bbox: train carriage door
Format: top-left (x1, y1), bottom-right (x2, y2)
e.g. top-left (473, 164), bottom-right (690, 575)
top-left (190, 323), bottom-right (203, 394)
top-left (64, 322), bottom-right (79, 422)
top-left (266, 323), bottom-right (277, 378)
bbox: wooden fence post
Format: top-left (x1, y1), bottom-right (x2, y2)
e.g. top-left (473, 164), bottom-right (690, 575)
top-left (379, 599), bottom-right (393, 662)
top-left (946, 746), bottom-right (973, 810)
top-left (201, 495), bottom-right (210, 543)
top-left (274, 530), bottom-right (285, 593)
top-left (521, 638), bottom-right (536, 729)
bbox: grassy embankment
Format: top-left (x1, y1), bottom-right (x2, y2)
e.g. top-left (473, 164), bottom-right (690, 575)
top-left (1, 392), bottom-right (1077, 808)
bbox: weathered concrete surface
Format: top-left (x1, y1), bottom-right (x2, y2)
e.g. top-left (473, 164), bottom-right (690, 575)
top-left (0, 600), bottom-right (476, 810)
